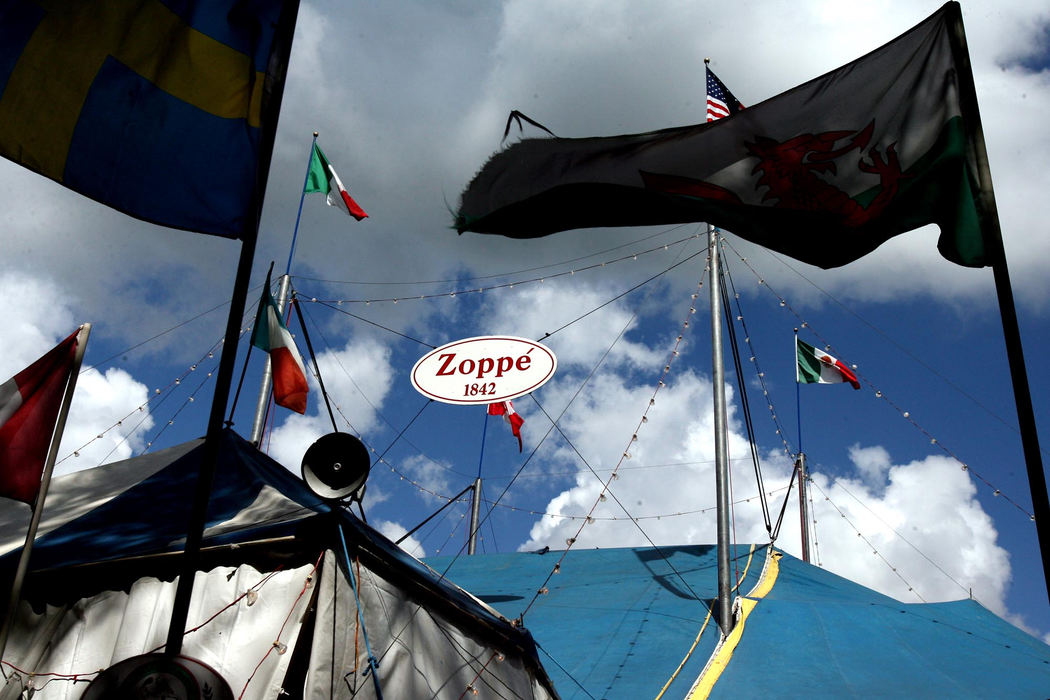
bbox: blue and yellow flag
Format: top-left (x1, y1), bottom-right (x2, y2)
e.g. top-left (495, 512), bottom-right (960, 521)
top-left (0, 0), bottom-right (299, 239)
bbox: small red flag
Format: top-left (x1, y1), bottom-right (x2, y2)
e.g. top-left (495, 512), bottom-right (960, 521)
top-left (488, 401), bottom-right (524, 452)
top-left (0, 331), bottom-right (79, 504)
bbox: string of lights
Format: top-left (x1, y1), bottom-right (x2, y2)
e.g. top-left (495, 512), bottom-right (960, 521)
top-left (56, 321), bottom-right (254, 467)
top-left (806, 478), bottom-right (928, 603)
top-left (295, 225), bottom-right (695, 287)
top-left (295, 230), bottom-right (705, 306)
top-left (0, 560), bottom-right (296, 695)
top-left (724, 241), bottom-right (1035, 522)
top-left (238, 554), bottom-right (322, 698)
top-left (518, 265), bottom-right (710, 619)
top-left (833, 478), bottom-right (974, 599)
top-left (737, 241), bottom-right (1047, 458)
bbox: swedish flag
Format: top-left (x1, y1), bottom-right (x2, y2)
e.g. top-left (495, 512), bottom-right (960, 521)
top-left (0, 0), bottom-right (299, 239)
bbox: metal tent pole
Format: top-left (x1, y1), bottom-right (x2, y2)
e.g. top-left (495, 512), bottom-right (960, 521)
top-left (708, 226), bottom-right (733, 635)
top-left (796, 452), bottom-right (811, 563)
top-left (249, 273), bottom-right (292, 445)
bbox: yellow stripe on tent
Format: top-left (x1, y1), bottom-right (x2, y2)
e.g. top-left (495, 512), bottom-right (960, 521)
top-left (685, 548), bottom-right (781, 700)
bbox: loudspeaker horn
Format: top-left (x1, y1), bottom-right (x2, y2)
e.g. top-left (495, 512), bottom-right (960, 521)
top-left (301, 432), bottom-right (371, 501)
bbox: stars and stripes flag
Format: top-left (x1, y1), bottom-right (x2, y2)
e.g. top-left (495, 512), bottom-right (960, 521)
top-left (706, 64), bottom-right (744, 122)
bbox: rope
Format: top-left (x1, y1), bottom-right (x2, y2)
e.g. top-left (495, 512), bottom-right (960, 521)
top-left (338, 521), bottom-right (384, 699)
top-left (238, 554), bottom-right (322, 699)
top-left (653, 545), bottom-right (760, 699)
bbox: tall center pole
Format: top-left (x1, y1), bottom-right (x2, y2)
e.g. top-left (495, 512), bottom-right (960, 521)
top-left (796, 452), bottom-right (811, 563)
top-left (251, 133), bottom-right (319, 446)
top-left (708, 227), bottom-right (733, 636)
top-left (249, 273), bottom-right (291, 445)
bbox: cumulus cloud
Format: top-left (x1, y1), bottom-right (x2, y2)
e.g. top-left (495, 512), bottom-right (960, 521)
top-left (56, 367), bottom-right (154, 475)
top-left (375, 519), bottom-right (427, 559)
top-left (266, 335), bottom-right (396, 471)
top-left (478, 279), bottom-right (663, 370)
top-left (0, 271), bottom-right (153, 476)
top-left (1, 0), bottom-right (1043, 638)
top-left (520, 365), bottom-right (1014, 617)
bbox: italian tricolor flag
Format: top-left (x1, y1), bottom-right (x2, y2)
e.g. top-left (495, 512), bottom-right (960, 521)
top-left (796, 338), bottom-right (860, 390)
top-left (252, 280), bottom-right (309, 414)
top-left (305, 143), bottom-right (368, 221)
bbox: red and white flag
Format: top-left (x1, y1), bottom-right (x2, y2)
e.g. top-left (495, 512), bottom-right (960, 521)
top-left (488, 401), bottom-right (524, 452)
top-left (252, 279), bottom-right (309, 414)
top-left (304, 143), bottom-right (368, 221)
top-left (0, 331), bottom-right (80, 503)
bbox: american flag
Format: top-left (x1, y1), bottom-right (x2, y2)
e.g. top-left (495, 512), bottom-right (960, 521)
top-left (706, 65), bottom-right (744, 122)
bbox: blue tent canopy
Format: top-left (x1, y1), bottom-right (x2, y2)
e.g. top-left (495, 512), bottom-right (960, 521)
top-left (428, 543), bottom-right (1050, 698)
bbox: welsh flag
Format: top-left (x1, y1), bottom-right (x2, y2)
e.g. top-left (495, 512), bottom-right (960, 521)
top-left (796, 338), bottom-right (860, 390)
top-left (488, 401), bottom-right (524, 452)
top-left (305, 143), bottom-right (368, 221)
top-left (0, 331), bottom-right (79, 503)
top-left (252, 277), bottom-right (309, 414)
top-left (456, 2), bottom-right (995, 270)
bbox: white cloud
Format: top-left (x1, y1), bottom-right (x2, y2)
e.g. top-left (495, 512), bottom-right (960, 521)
top-left (520, 362), bottom-right (1014, 617)
top-left (848, 443), bottom-right (893, 488)
top-left (375, 519), bottom-right (427, 559)
top-left (478, 279), bottom-right (663, 370)
top-left (56, 366), bottom-right (154, 475)
top-left (267, 335), bottom-right (396, 471)
top-left (0, 271), bottom-right (153, 475)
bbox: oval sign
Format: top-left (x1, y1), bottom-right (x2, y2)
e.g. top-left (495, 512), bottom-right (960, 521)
top-left (411, 336), bottom-right (557, 405)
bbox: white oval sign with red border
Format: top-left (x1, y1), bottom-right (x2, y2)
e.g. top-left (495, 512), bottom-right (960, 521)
top-left (411, 336), bottom-right (557, 405)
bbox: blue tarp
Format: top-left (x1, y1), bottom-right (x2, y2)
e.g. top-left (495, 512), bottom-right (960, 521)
top-left (428, 544), bottom-right (1050, 699)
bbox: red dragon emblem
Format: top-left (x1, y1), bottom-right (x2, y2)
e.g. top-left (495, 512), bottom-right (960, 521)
top-left (641, 121), bottom-right (910, 227)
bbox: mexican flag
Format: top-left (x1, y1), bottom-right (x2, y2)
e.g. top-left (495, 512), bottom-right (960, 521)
top-left (252, 279), bottom-right (309, 414)
top-left (456, 2), bottom-right (995, 270)
top-left (305, 143), bottom-right (368, 221)
top-left (0, 331), bottom-right (79, 503)
top-left (796, 338), bottom-right (860, 390)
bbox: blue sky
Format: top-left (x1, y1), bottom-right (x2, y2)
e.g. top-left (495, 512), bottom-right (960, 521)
top-left (3, 0), bottom-right (1050, 644)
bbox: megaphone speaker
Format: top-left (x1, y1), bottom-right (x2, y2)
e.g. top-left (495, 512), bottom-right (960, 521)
top-left (301, 432), bottom-right (371, 501)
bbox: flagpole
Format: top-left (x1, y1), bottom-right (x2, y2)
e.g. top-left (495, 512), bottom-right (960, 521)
top-left (287, 132), bottom-right (319, 277)
top-left (792, 329), bottom-right (811, 562)
top-left (794, 330), bottom-right (803, 455)
top-left (468, 411), bottom-right (489, 555)
top-left (702, 63), bottom-right (733, 635)
top-left (165, 0), bottom-right (299, 653)
top-left (0, 323), bottom-right (90, 663)
top-left (947, 6), bottom-right (1050, 604)
top-left (250, 133), bottom-right (318, 445)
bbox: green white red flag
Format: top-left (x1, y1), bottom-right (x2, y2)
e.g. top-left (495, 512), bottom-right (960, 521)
top-left (252, 277), bottom-right (309, 414)
top-left (456, 2), bottom-right (995, 270)
top-left (0, 331), bottom-right (80, 504)
top-left (305, 143), bottom-right (368, 221)
top-left (796, 338), bottom-right (860, 390)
